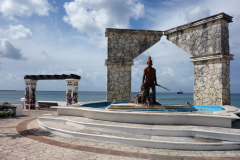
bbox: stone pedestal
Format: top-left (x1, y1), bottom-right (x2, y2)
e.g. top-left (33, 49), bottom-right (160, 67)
top-left (24, 79), bottom-right (38, 109)
top-left (66, 79), bottom-right (80, 105)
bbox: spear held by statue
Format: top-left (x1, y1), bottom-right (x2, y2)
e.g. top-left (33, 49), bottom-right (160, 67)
top-left (156, 84), bottom-right (170, 91)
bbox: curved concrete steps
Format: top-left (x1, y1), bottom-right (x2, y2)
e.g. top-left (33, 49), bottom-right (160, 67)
top-left (38, 117), bottom-right (240, 151)
top-left (52, 106), bottom-right (239, 128)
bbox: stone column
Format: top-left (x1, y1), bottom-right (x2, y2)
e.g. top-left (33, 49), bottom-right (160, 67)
top-left (105, 28), bottom-right (163, 102)
top-left (192, 55), bottom-right (233, 106)
top-left (66, 79), bottom-right (79, 105)
top-left (105, 60), bottom-right (133, 102)
top-left (24, 79), bottom-right (38, 109)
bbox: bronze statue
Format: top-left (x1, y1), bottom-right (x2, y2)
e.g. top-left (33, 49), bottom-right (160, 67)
top-left (131, 82), bottom-right (148, 104)
top-left (131, 56), bottom-right (161, 105)
top-left (141, 56), bottom-right (160, 105)
top-left (131, 56), bottom-right (170, 105)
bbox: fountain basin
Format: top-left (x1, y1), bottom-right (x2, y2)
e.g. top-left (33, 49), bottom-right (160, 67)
top-left (79, 101), bottom-right (227, 113)
top-left (107, 103), bottom-right (197, 112)
top-left (52, 105), bottom-right (239, 128)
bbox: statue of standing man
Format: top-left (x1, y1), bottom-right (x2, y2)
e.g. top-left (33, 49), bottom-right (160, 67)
top-left (141, 56), bottom-right (161, 105)
top-left (131, 56), bottom-right (162, 105)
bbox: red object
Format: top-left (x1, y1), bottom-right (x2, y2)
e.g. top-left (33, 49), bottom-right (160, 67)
top-left (30, 105), bottom-right (35, 109)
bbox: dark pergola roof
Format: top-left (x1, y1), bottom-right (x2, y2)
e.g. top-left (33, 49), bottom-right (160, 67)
top-left (24, 74), bottom-right (80, 80)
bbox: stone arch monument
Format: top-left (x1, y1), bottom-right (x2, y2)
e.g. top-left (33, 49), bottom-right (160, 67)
top-left (105, 12), bottom-right (233, 106)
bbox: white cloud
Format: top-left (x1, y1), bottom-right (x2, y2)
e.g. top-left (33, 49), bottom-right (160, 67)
top-left (41, 49), bottom-right (49, 60)
top-left (86, 71), bottom-right (106, 87)
top-left (0, 0), bottom-right (56, 19)
top-left (38, 66), bottom-right (82, 76)
top-left (63, 0), bottom-right (144, 34)
top-left (38, 65), bottom-right (59, 75)
top-left (62, 69), bottom-right (83, 76)
top-left (160, 68), bottom-right (174, 77)
top-left (6, 73), bottom-right (21, 81)
top-left (88, 34), bottom-right (107, 50)
top-left (0, 38), bottom-right (26, 60)
top-left (134, 52), bottom-right (150, 65)
top-left (9, 25), bottom-right (32, 40)
top-left (185, 6), bottom-right (211, 22)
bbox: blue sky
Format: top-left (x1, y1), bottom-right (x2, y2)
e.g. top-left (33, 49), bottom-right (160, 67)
top-left (0, 0), bottom-right (239, 93)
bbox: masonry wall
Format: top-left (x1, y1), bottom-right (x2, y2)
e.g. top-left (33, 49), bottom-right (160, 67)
top-left (107, 32), bottom-right (162, 60)
top-left (165, 13), bottom-right (233, 106)
top-left (105, 29), bottom-right (163, 102)
top-left (105, 13), bottom-right (233, 105)
top-left (107, 64), bottom-right (132, 102)
top-left (194, 58), bottom-right (230, 105)
top-left (166, 19), bottom-right (230, 56)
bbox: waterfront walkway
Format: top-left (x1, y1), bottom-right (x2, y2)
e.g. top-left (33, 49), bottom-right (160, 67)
top-left (1, 110), bottom-right (240, 160)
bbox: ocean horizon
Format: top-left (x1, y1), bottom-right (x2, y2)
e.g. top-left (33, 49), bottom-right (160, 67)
top-left (0, 90), bottom-right (239, 109)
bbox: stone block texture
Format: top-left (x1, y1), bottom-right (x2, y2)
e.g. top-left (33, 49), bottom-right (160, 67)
top-left (164, 13), bottom-right (231, 57)
top-left (194, 59), bottom-right (230, 105)
top-left (166, 19), bottom-right (229, 56)
top-left (106, 29), bottom-right (163, 60)
top-left (107, 64), bottom-right (132, 102)
top-left (105, 28), bottom-right (163, 102)
top-left (165, 13), bottom-right (233, 105)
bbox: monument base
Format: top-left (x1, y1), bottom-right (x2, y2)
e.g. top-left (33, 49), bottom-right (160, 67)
top-left (107, 103), bottom-right (196, 111)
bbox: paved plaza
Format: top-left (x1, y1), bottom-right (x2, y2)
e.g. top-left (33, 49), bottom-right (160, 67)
top-left (1, 110), bottom-right (240, 160)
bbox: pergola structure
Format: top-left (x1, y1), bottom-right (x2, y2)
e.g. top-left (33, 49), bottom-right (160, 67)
top-left (24, 74), bottom-right (81, 109)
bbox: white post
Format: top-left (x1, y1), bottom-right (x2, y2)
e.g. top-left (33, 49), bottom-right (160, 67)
top-left (29, 80), bottom-right (38, 109)
top-left (66, 79), bottom-right (79, 105)
top-left (24, 79), bottom-right (37, 110)
top-left (24, 79), bottom-right (31, 110)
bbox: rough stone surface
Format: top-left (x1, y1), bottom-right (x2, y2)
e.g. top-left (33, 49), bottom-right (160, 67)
top-left (106, 30), bottom-right (163, 60)
top-left (105, 13), bottom-right (233, 105)
top-left (107, 64), bottom-right (132, 102)
top-left (166, 19), bottom-right (230, 57)
top-left (194, 59), bottom-right (230, 105)
top-left (105, 29), bottom-right (163, 102)
top-left (165, 13), bottom-right (233, 106)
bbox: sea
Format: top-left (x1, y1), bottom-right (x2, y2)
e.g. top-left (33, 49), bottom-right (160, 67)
top-left (0, 90), bottom-right (239, 109)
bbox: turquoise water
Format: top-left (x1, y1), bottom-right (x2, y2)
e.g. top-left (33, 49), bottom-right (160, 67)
top-left (0, 91), bottom-right (239, 109)
top-left (193, 105), bottom-right (225, 114)
top-left (129, 105), bottom-right (224, 113)
top-left (81, 101), bottom-right (225, 113)
top-left (82, 102), bottom-right (126, 108)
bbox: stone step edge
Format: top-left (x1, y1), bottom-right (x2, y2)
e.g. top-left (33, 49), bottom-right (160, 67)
top-left (39, 117), bottom-right (240, 142)
top-left (38, 119), bottom-right (240, 151)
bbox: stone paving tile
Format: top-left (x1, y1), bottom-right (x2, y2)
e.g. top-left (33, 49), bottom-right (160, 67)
top-left (1, 110), bottom-right (240, 160)
top-left (1, 127), bottom-right (139, 160)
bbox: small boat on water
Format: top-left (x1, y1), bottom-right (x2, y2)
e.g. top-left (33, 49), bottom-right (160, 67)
top-left (177, 90), bottom-right (183, 94)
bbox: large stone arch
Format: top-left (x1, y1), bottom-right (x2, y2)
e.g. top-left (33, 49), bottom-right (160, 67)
top-left (105, 12), bottom-right (233, 106)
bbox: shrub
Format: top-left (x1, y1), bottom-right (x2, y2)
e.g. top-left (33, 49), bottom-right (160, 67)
top-left (0, 102), bottom-right (15, 117)
top-left (2, 101), bottom-right (10, 106)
